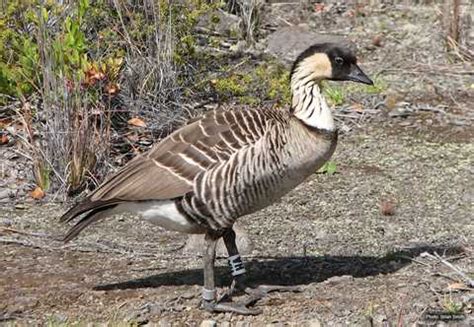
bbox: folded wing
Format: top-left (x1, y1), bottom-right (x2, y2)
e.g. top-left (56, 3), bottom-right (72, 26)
top-left (60, 108), bottom-right (272, 225)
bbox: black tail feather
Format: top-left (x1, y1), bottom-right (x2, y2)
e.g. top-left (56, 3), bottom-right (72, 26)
top-left (63, 204), bottom-right (118, 242)
top-left (59, 199), bottom-right (118, 223)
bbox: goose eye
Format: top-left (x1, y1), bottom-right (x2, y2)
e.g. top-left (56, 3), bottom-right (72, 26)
top-left (335, 57), bottom-right (344, 66)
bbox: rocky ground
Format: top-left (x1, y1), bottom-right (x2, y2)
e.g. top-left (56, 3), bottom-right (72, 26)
top-left (1, 2), bottom-right (473, 326)
top-left (1, 120), bottom-right (473, 326)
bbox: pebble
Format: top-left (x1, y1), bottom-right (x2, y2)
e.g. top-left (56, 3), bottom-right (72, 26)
top-left (324, 275), bottom-right (354, 284)
top-left (200, 319), bottom-right (217, 327)
top-left (159, 319), bottom-right (172, 327)
top-left (181, 291), bottom-right (196, 299)
top-left (51, 314), bottom-right (68, 323)
top-left (0, 189), bottom-right (11, 200)
top-left (306, 318), bottom-right (322, 327)
top-left (235, 322), bottom-right (251, 327)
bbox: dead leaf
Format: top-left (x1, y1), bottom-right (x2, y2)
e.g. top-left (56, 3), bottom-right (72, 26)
top-left (380, 199), bottom-right (396, 216)
top-left (30, 186), bottom-right (45, 200)
top-left (314, 4), bottom-right (325, 12)
top-left (447, 282), bottom-right (470, 291)
top-left (128, 117), bottom-right (146, 128)
top-left (105, 82), bottom-right (119, 95)
top-left (0, 134), bottom-right (9, 145)
top-left (0, 118), bottom-right (13, 129)
top-left (84, 66), bottom-right (106, 87)
top-left (65, 78), bottom-right (75, 92)
top-left (372, 34), bottom-right (383, 47)
top-left (350, 103), bottom-right (364, 113)
top-left (385, 94), bottom-right (399, 110)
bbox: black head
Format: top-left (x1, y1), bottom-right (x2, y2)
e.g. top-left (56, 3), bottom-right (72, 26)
top-left (291, 43), bottom-right (373, 85)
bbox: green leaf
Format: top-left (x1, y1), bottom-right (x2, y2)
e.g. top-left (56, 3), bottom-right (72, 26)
top-left (318, 161), bottom-right (337, 175)
top-left (41, 7), bottom-right (49, 22)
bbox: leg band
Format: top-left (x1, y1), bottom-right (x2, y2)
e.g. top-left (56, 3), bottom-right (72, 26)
top-left (228, 254), bottom-right (246, 277)
top-left (202, 288), bottom-right (216, 301)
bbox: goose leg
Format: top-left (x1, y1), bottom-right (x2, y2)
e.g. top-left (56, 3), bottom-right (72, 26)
top-left (221, 228), bottom-right (248, 297)
top-left (222, 229), bottom-right (302, 303)
top-left (201, 231), bottom-right (260, 315)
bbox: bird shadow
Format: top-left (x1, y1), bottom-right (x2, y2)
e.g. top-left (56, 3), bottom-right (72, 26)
top-left (94, 244), bottom-right (464, 291)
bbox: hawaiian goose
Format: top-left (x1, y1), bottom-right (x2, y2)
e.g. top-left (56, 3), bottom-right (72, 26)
top-left (61, 43), bottom-right (373, 315)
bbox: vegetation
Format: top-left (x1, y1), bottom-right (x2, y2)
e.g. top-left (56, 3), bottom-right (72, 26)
top-left (442, 295), bottom-right (464, 315)
top-left (209, 60), bottom-right (291, 106)
top-left (0, 0), bottom-right (226, 197)
top-left (317, 161), bottom-right (337, 175)
top-left (0, 0), bottom-right (384, 198)
top-left (323, 75), bottom-right (388, 107)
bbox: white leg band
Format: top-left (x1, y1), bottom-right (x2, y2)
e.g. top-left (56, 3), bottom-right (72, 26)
top-left (202, 288), bottom-right (216, 301)
top-left (228, 254), bottom-right (246, 277)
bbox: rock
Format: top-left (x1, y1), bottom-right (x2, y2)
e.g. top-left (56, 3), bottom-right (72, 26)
top-left (200, 319), bottom-right (217, 327)
top-left (324, 275), bottom-right (354, 284)
top-left (51, 313), bottom-right (68, 323)
top-left (127, 303), bottom-right (163, 325)
top-left (266, 26), bottom-right (346, 63)
top-left (180, 291), bottom-right (196, 299)
top-left (0, 189), bottom-right (11, 200)
top-left (159, 319), bottom-right (172, 327)
top-left (305, 318), bottom-right (322, 327)
top-left (235, 322), bottom-right (251, 327)
top-left (183, 222), bottom-right (253, 257)
top-left (197, 10), bottom-right (241, 37)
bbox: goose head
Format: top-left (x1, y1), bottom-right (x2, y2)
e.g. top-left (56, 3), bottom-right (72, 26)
top-left (290, 43), bottom-right (373, 88)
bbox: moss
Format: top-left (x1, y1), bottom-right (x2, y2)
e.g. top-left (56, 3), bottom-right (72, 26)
top-left (210, 60), bottom-right (291, 105)
top-left (323, 84), bottom-right (345, 106)
top-left (210, 13), bottom-right (220, 24)
top-left (229, 28), bottom-right (240, 39)
top-left (239, 95), bottom-right (260, 105)
top-left (266, 68), bottom-right (290, 104)
top-left (213, 74), bottom-right (248, 97)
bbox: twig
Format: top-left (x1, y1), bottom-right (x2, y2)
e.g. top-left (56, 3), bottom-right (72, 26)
top-left (398, 254), bottom-right (432, 267)
top-left (0, 237), bottom-right (45, 250)
top-left (432, 272), bottom-right (462, 283)
top-left (8, 148), bottom-right (33, 161)
top-left (417, 107), bottom-right (447, 115)
top-left (421, 251), bottom-right (474, 288)
top-left (0, 236), bottom-right (160, 258)
top-left (382, 68), bottom-right (474, 76)
top-left (0, 227), bottom-right (54, 238)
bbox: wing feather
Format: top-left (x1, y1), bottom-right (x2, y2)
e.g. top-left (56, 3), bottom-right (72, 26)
top-left (87, 108), bottom-right (277, 203)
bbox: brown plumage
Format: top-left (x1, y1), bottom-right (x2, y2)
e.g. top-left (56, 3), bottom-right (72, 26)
top-left (60, 42), bottom-right (373, 315)
top-left (61, 107), bottom-right (336, 239)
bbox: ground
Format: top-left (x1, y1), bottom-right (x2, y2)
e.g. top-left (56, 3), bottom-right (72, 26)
top-left (1, 120), bottom-right (473, 326)
top-left (1, 2), bottom-right (473, 326)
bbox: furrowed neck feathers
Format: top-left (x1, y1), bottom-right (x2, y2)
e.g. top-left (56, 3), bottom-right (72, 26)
top-left (290, 53), bottom-right (335, 132)
top-left (290, 76), bottom-right (335, 132)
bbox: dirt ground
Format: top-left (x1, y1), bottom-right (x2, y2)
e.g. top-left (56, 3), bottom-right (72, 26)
top-left (1, 119), bottom-right (473, 326)
top-left (1, 2), bottom-right (473, 326)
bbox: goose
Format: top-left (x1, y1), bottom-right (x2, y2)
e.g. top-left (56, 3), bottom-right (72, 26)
top-left (60, 43), bottom-right (373, 315)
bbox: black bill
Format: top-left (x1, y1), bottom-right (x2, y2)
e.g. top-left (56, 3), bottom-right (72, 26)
top-left (348, 64), bottom-right (373, 85)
